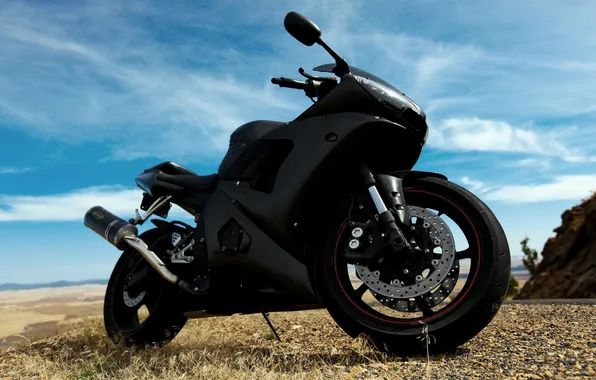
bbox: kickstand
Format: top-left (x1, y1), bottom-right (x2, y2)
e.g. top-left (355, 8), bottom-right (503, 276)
top-left (261, 312), bottom-right (282, 342)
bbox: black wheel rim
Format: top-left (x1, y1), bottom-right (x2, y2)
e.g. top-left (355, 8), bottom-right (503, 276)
top-left (333, 188), bottom-right (483, 326)
top-left (109, 252), bottom-right (164, 333)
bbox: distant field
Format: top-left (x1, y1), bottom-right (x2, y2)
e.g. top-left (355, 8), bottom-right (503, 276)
top-left (0, 285), bottom-right (105, 346)
top-left (0, 274), bottom-right (528, 347)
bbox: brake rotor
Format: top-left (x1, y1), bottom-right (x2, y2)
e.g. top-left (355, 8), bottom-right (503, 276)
top-left (372, 261), bottom-right (460, 312)
top-left (123, 290), bottom-right (146, 307)
top-left (355, 206), bottom-right (457, 300)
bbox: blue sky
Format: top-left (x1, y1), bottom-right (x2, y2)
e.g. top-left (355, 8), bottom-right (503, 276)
top-left (1, 0), bottom-right (596, 283)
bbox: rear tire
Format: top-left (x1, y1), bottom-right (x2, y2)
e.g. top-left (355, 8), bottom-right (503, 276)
top-left (104, 229), bottom-right (187, 347)
top-left (316, 177), bottom-right (510, 355)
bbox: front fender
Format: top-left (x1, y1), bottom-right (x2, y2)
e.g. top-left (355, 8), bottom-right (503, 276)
top-left (375, 171), bottom-right (448, 225)
top-left (389, 170), bottom-right (448, 183)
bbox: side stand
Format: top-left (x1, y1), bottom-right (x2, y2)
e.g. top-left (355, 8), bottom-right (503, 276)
top-left (262, 312), bottom-right (282, 342)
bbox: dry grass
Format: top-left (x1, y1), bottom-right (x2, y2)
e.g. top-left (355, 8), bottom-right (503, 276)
top-left (0, 275), bottom-right (530, 344)
top-left (1, 304), bottom-right (595, 379)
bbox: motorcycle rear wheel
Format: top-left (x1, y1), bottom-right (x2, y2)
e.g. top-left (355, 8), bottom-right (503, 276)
top-left (316, 176), bottom-right (511, 355)
top-left (103, 229), bottom-right (187, 347)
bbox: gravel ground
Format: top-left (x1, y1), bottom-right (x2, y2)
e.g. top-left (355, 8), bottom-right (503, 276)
top-left (438, 303), bottom-right (596, 379)
top-left (252, 303), bottom-right (596, 379)
top-left (1, 303), bottom-right (594, 379)
top-left (506, 299), bottom-right (596, 305)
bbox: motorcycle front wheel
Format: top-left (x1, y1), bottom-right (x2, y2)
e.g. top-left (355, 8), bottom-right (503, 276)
top-left (316, 176), bottom-right (511, 355)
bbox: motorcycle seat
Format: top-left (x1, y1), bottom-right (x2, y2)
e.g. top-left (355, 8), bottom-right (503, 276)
top-left (153, 164), bottom-right (219, 193)
top-left (165, 173), bottom-right (219, 193)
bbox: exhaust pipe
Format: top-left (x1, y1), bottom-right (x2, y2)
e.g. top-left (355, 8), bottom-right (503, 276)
top-left (122, 235), bottom-right (180, 284)
top-left (84, 206), bottom-right (181, 286)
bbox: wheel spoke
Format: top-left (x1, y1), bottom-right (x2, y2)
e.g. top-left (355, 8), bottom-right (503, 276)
top-left (455, 248), bottom-right (472, 260)
top-left (129, 299), bottom-right (145, 312)
top-left (415, 296), bottom-right (434, 317)
top-left (125, 267), bottom-right (152, 294)
top-left (355, 283), bottom-right (369, 298)
top-left (142, 280), bottom-right (164, 312)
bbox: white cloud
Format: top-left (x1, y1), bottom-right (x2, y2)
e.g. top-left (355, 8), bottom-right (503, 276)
top-left (0, 186), bottom-right (187, 222)
top-left (500, 158), bottom-right (552, 172)
top-left (428, 117), bottom-right (593, 163)
top-left (459, 176), bottom-right (492, 194)
top-left (481, 175), bottom-right (596, 204)
top-left (0, 167), bottom-right (30, 174)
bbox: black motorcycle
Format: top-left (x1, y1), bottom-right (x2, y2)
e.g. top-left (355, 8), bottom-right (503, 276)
top-left (84, 11), bottom-right (510, 355)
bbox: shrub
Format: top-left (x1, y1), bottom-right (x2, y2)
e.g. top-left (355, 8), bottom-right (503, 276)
top-left (520, 236), bottom-right (539, 275)
top-left (507, 274), bottom-right (519, 298)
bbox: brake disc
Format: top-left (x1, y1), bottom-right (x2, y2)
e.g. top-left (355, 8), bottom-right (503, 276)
top-left (372, 261), bottom-right (460, 312)
top-left (355, 205), bottom-right (457, 300)
top-left (123, 290), bottom-right (146, 307)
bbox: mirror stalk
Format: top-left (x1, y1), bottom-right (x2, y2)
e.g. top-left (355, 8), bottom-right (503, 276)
top-left (316, 38), bottom-right (349, 77)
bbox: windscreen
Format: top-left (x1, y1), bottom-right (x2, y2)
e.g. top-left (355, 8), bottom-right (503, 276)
top-left (313, 63), bottom-right (406, 95)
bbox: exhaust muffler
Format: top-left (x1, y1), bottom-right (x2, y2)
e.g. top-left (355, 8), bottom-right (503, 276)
top-left (83, 206), bottom-right (181, 286)
top-left (84, 206), bottom-right (139, 250)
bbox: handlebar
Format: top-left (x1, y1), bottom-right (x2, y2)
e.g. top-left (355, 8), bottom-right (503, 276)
top-left (271, 69), bottom-right (338, 100)
top-left (271, 77), bottom-right (307, 89)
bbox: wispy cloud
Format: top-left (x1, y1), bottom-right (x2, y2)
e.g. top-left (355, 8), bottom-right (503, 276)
top-left (2, 0), bottom-right (596, 166)
top-left (461, 175), bottom-right (596, 204)
top-left (459, 176), bottom-right (493, 194)
top-left (0, 166), bottom-right (30, 174)
top-left (0, 1), bottom-right (304, 162)
top-left (500, 158), bottom-right (552, 173)
top-left (0, 186), bottom-right (186, 222)
top-left (427, 117), bottom-right (593, 163)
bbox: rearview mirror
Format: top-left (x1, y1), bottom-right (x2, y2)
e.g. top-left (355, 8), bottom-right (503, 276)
top-left (284, 12), bottom-right (321, 46)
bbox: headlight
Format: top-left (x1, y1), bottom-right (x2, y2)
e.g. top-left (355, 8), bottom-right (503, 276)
top-left (353, 76), bottom-right (423, 116)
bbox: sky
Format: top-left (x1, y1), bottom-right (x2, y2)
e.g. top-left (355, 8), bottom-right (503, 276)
top-left (1, 0), bottom-right (596, 283)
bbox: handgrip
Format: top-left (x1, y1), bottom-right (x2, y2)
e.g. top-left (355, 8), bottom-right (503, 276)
top-left (271, 77), bottom-right (307, 89)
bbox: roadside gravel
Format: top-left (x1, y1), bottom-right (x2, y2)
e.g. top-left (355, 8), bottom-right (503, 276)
top-left (251, 303), bottom-right (596, 379)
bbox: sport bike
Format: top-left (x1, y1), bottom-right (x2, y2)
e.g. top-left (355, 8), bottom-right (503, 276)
top-left (84, 11), bottom-right (511, 355)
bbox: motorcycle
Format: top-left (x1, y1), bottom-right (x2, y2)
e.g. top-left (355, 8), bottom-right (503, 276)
top-left (84, 11), bottom-right (511, 355)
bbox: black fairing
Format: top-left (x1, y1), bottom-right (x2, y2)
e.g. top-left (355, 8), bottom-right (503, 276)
top-left (296, 74), bottom-right (379, 120)
top-left (313, 64), bottom-right (427, 136)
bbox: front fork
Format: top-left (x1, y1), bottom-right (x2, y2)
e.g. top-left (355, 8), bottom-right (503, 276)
top-left (344, 164), bottom-right (412, 263)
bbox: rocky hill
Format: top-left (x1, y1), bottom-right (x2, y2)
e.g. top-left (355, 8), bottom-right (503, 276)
top-left (516, 192), bottom-right (596, 299)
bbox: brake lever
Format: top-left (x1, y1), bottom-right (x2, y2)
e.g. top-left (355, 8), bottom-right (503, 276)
top-left (299, 67), bottom-right (337, 82)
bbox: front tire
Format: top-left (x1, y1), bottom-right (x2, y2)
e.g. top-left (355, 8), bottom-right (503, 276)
top-left (104, 229), bottom-right (187, 347)
top-left (316, 177), bottom-right (511, 355)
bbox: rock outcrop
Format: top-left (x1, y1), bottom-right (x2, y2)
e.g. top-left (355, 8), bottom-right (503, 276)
top-left (516, 192), bottom-right (596, 299)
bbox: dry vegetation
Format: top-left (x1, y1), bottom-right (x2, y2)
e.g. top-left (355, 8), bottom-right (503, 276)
top-left (0, 276), bottom-right (528, 347)
top-left (0, 285), bottom-right (595, 379)
top-left (0, 285), bottom-right (104, 345)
